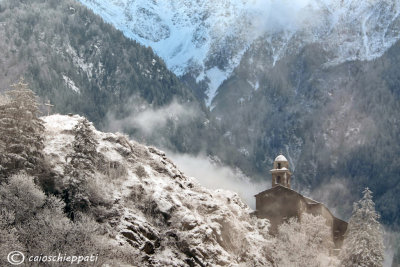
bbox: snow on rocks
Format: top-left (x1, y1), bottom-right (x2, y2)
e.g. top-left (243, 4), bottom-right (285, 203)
top-left (42, 114), bottom-right (80, 173)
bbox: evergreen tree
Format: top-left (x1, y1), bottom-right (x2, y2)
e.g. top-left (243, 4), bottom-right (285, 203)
top-left (340, 188), bottom-right (384, 267)
top-left (0, 78), bottom-right (44, 179)
top-left (63, 118), bottom-right (98, 219)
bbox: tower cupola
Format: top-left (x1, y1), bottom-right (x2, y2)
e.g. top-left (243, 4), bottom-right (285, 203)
top-left (270, 154), bottom-right (291, 188)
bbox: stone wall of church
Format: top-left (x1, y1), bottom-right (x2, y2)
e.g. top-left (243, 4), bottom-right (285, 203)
top-left (255, 186), bottom-right (347, 248)
top-left (256, 187), bottom-right (306, 234)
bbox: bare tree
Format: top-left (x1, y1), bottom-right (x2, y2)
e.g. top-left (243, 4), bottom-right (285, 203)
top-left (272, 213), bottom-right (335, 267)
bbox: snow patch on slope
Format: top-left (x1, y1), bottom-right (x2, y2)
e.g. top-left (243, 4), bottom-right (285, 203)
top-left (65, 44), bottom-right (93, 79)
top-left (62, 75), bottom-right (80, 94)
top-left (205, 67), bottom-right (228, 107)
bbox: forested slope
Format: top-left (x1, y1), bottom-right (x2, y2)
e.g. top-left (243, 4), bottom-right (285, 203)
top-left (0, 0), bottom-right (196, 126)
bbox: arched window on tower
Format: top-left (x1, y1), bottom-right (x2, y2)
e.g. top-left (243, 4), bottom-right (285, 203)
top-left (278, 163), bottom-right (281, 169)
top-left (277, 176), bottom-right (281, 184)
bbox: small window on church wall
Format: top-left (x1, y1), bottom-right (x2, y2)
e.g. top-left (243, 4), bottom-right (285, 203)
top-left (277, 176), bottom-right (281, 184)
top-left (278, 163), bottom-right (281, 169)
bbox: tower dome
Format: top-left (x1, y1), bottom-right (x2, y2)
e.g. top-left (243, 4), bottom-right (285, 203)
top-left (274, 154), bottom-right (288, 162)
top-left (270, 154), bottom-right (291, 188)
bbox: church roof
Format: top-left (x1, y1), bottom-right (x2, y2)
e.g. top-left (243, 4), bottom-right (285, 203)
top-left (275, 154), bottom-right (288, 162)
top-left (254, 184), bottom-right (297, 197)
top-left (255, 186), bottom-right (320, 205)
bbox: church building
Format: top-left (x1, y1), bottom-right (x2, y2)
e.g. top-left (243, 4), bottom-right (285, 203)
top-left (253, 154), bottom-right (348, 248)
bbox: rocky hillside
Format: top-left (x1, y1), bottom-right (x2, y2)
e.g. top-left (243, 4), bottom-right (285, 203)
top-left (42, 114), bottom-right (273, 266)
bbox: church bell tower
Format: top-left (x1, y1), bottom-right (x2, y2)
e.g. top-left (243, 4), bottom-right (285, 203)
top-left (270, 154), bottom-right (291, 188)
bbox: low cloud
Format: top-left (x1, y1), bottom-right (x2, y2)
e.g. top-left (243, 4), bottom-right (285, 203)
top-left (105, 97), bottom-right (270, 208)
top-left (167, 151), bottom-right (269, 209)
top-left (106, 97), bottom-right (200, 135)
top-left (128, 101), bottom-right (198, 134)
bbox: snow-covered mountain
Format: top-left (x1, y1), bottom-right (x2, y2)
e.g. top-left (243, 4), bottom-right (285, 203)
top-left (79, 0), bottom-right (400, 106)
